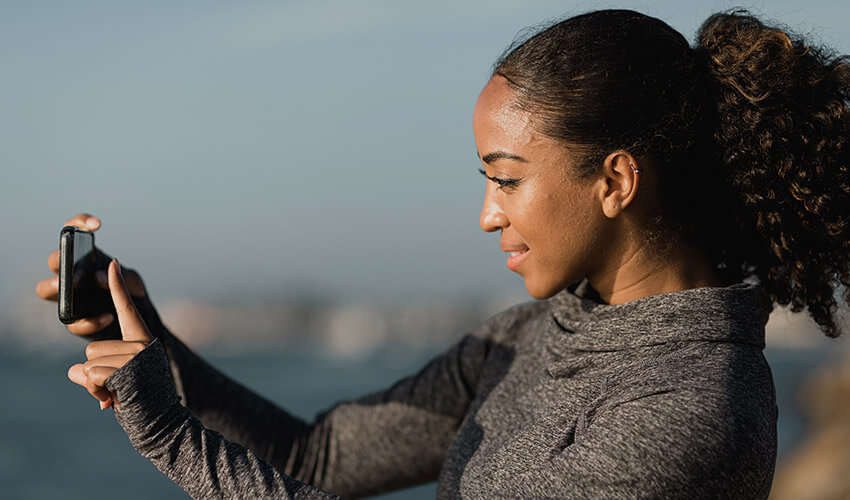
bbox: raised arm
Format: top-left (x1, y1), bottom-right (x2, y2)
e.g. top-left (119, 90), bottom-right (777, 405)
top-left (43, 215), bottom-right (500, 497)
top-left (105, 327), bottom-right (495, 499)
top-left (110, 280), bottom-right (495, 496)
top-left (65, 254), bottom-right (496, 498)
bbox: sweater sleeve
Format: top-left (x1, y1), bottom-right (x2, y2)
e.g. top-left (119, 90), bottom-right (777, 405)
top-left (105, 326), bottom-right (495, 499)
top-left (105, 339), bottom-right (341, 500)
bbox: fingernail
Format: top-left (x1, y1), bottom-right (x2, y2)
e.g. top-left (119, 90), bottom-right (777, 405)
top-left (114, 259), bottom-right (122, 276)
top-left (99, 313), bottom-right (114, 325)
top-left (100, 401), bottom-right (107, 410)
top-left (86, 216), bottom-right (99, 228)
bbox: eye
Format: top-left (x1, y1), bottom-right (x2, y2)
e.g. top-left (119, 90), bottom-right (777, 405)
top-left (478, 169), bottom-right (522, 190)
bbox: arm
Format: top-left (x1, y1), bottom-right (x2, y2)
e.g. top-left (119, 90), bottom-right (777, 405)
top-left (44, 216), bottom-right (492, 497)
top-left (106, 340), bottom-right (342, 500)
top-left (126, 285), bottom-right (495, 495)
top-left (107, 326), bottom-right (494, 498)
top-left (75, 259), bottom-right (497, 498)
top-left (74, 260), bottom-right (343, 498)
top-left (105, 330), bottom-right (494, 499)
top-left (36, 213), bottom-right (473, 469)
top-left (34, 214), bottom-right (337, 462)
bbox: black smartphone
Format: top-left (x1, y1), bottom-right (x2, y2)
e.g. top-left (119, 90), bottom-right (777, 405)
top-left (58, 226), bottom-right (114, 324)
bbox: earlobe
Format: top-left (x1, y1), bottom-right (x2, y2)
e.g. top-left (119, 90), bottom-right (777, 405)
top-left (600, 152), bottom-right (640, 219)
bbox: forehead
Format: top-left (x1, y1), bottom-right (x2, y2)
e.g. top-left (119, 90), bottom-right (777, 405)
top-left (474, 76), bottom-right (565, 161)
top-left (473, 77), bottom-right (533, 137)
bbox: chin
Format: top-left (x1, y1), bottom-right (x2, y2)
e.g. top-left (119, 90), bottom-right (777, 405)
top-left (524, 280), bottom-right (563, 300)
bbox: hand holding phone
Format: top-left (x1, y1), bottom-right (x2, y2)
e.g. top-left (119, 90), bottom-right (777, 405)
top-left (37, 215), bottom-right (158, 409)
top-left (37, 214), bottom-right (154, 341)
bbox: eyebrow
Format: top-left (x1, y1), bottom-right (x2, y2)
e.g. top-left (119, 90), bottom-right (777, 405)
top-left (477, 150), bottom-right (529, 164)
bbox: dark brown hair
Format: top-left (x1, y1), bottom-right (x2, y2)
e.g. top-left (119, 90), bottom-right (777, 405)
top-left (494, 10), bottom-right (850, 336)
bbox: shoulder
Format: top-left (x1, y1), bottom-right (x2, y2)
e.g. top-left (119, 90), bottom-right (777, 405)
top-left (577, 342), bottom-right (776, 497)
top-left (589, 341), bottom-right (777, 492)
top-left (598, 332), bottom-right (776, 431)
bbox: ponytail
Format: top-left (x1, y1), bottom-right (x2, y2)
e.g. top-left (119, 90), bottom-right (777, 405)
top-left (697, 12), bottom-right (850, 336)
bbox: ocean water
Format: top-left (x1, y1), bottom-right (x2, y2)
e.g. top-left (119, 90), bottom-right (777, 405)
top-left (0, 345), bottom-right (836, 500)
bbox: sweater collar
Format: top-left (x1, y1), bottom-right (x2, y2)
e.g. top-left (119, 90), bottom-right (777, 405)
top-left (548, 280), bottom-right (771, 351)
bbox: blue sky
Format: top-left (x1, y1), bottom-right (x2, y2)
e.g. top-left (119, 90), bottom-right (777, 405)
top-left (3, 0), bottom-right (849, 311)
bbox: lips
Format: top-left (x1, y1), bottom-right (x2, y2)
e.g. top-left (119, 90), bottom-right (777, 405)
top-left (502, 244), bottom-right (529, 271)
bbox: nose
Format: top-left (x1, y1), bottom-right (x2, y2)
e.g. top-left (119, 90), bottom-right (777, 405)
top-left (479, 188), bottom-right (508, 232)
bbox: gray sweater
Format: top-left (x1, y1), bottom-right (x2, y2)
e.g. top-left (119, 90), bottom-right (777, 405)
top-left (105, 280), bottom-right (777, 499)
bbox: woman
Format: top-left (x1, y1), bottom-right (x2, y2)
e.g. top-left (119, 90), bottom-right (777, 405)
top-left (37, 9), bottom-right (850, 499)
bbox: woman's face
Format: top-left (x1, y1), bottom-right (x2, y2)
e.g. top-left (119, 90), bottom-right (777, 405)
top-left (473, 76), bottom-right (611, 299)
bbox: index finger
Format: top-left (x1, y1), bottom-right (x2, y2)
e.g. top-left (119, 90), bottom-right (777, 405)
top-left (62, 213), bottom-right (101, 232)
top-left (107, 259), bottom-right (152, 343)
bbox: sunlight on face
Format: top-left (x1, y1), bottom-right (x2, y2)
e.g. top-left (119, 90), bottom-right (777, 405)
top-left (473, 76), bottom-right (611, 299)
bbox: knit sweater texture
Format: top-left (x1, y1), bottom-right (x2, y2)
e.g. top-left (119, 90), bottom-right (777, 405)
top-left (105, 280), bottom-right (777, 499)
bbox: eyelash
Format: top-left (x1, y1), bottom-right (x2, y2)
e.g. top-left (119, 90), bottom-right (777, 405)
top-left (478, 169), bottom-right (522, 190)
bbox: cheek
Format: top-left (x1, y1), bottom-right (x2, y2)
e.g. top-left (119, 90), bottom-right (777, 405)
top-left (533, 191), bottom-right (597, 261)
top-left (534, 184), bottom-right (573, 226)
top-left (507, 194), bottom-right (551, 247)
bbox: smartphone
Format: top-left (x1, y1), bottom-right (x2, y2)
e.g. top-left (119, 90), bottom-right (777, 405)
top-left (58, 226), bottom-right (114, 324)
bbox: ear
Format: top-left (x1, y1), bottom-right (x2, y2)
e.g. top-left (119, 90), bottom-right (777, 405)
top-left (597, 151), bottom-right (640, 219)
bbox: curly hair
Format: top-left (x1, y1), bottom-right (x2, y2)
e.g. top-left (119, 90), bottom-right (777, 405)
top-left (493, 10), bottom-right (850, 336)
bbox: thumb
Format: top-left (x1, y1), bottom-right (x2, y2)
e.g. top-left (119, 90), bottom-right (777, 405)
top-left (108, 259), bottom-right (153, 343)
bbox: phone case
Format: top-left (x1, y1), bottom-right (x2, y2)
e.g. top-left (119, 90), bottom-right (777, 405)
top-left (58, 226), bottom-right (77, 324)
top-left (57, 226), bottom-right (114, 325)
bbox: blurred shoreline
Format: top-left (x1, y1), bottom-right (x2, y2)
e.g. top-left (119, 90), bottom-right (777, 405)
top-left (0, 290), bottom-right (527, 359)
top-left (2, 288), bottom-right (844, 358)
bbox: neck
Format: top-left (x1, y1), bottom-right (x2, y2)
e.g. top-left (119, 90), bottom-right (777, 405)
top-left (588, 234), bottom-right (723, 305)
